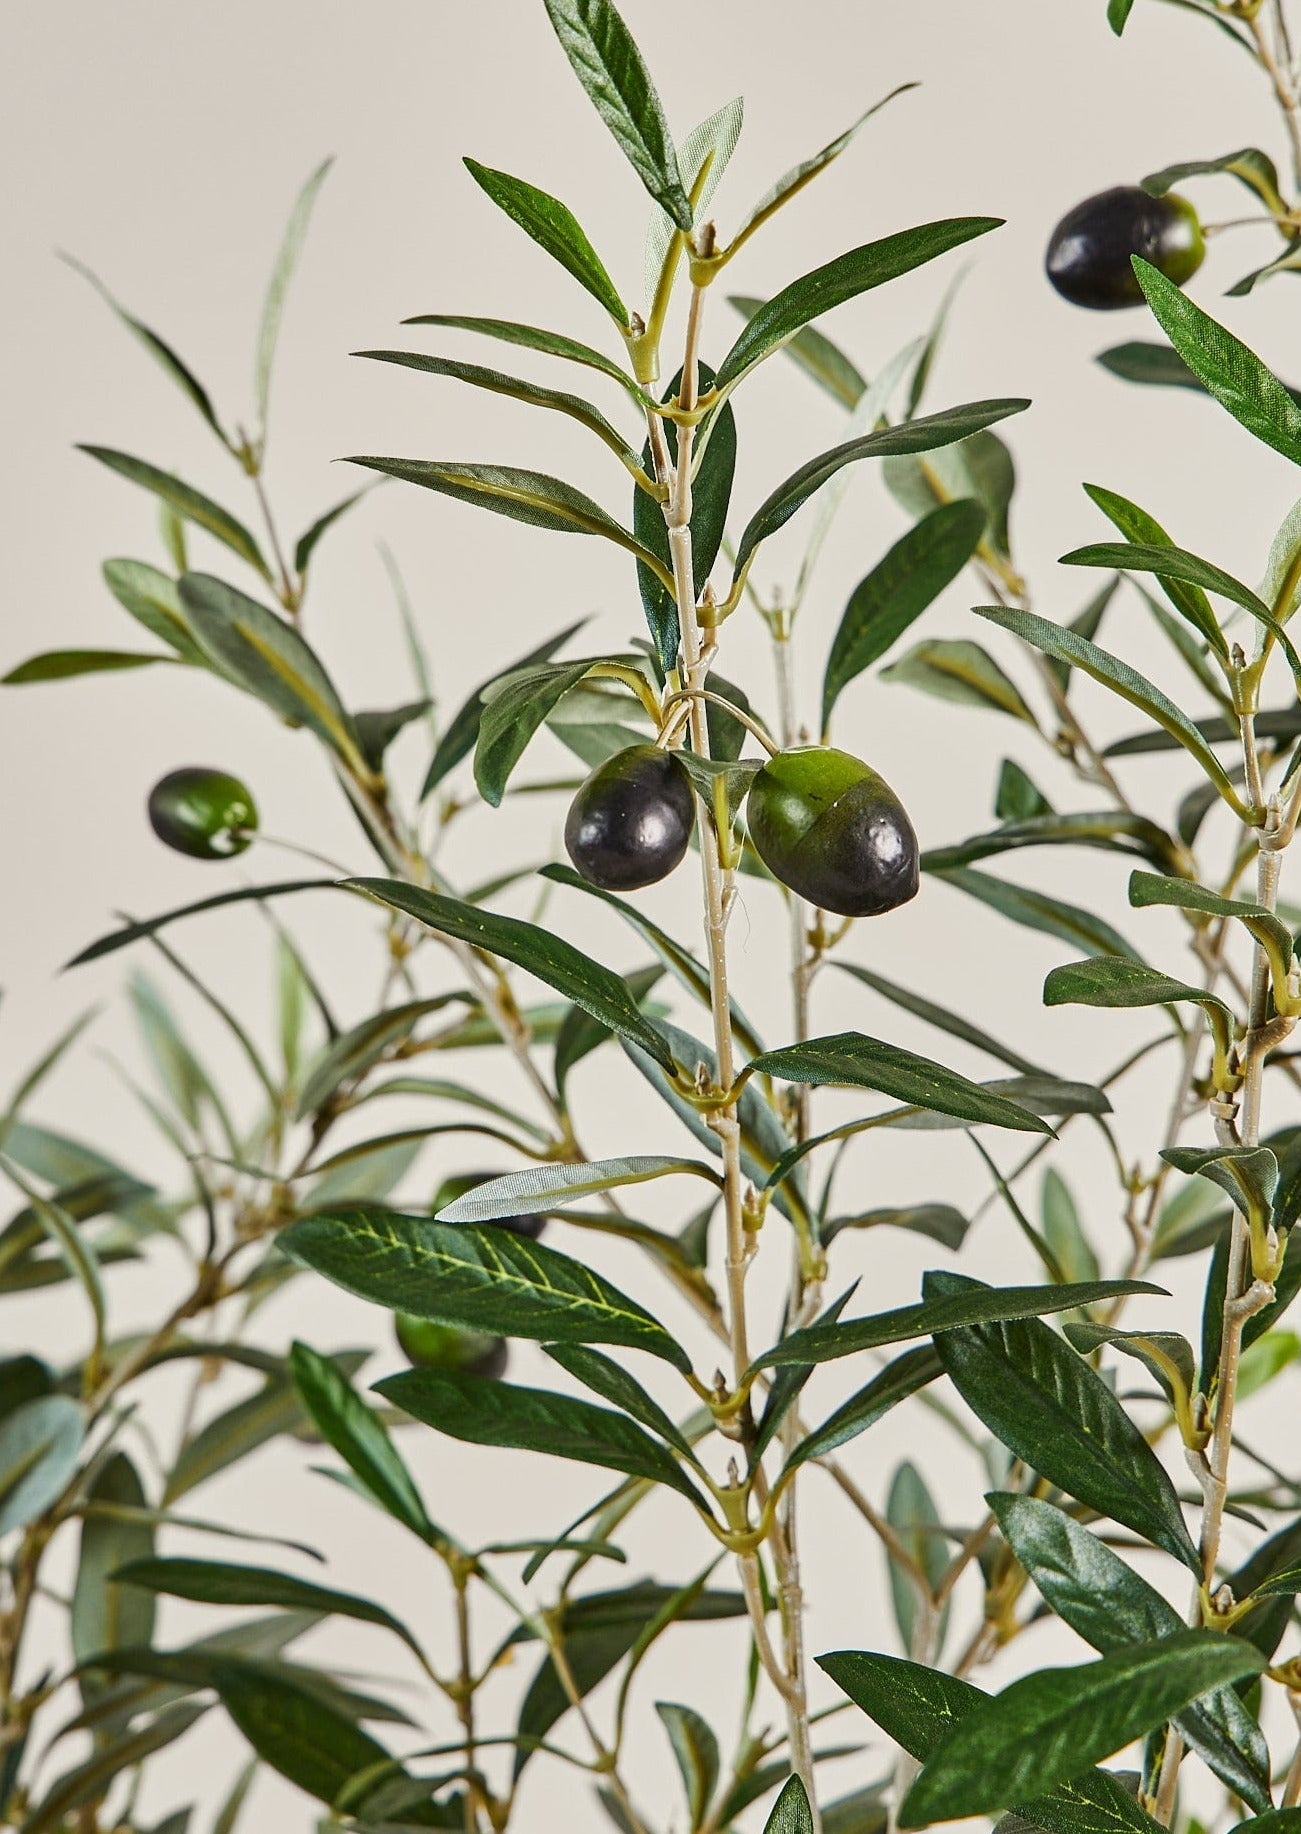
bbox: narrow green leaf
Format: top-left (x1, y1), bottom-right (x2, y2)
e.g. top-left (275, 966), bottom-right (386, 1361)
top-left (0, 1394), bottom-right (84, 1534)
top-left (784, 1346), bottom-right (942, 1469)
top-left (4, 648), bottom-right (178, 685)
top-left (543, 1342), bottom-right (696, 1459)
top-left (282, 1204), bottom-right (689, 1370)
top-left (256, 159), bottom-right (333, 433)
top-left (464, 158), bottom-right (630, 325)
top-left (822, 500), bottom-right (986, 726)
top-left (475, 656), bottom-right (609, 806)
top-left (1129, 868), bottom-right (1294, 964)
top-left (288, 1342), bottom-right (433, 1542)
top-left (833, 961), bottom-right (1043, 1076)
top-left (437, 1157), bottom-right (720, 1223)
top-left (377, 1367), bottom-right (704, 1504)
top-left (72, 1453), bottom-right (156, 1698)
top-left (79, 449), bottom-right (270, 583)
top-left (765, 1777), bottom-right (815, 1834)
top-left (1044, 956), bottom-right (1230, 1022)
top-left (923, 810), bottom-right (1187, 878)
top-left (1135, 258), bottom-right (1301, 466)
top-left (541, 0), bottom-right (692, 227)
top-left (657, 1701), bottom-right (720, 1829)
top-left (67, 879), bottom-right (332, 969)
top-left (293, 488), bottom-right (369, 577)
top-left (400, 313), bottom-right (654, 407)
top-left (930, 866), bottom-right (1144, 961)
top-left (887, 1461), bottom-right (950, 1656)
top-left (1144, 146), bottom-right (1286, 212)
top-left (882, 637), bottom-right (1036, 722)
top-left (1080, 483), bottom-right (1226, 654)
top-left (421, 620), bottom-right (585, 799)
top-left (728, 295), bottom-right (867, 409)
top-left (644, 96), bottom-right (743, 296)
top-left (1109, 0), bottom-right (1135, 32)
top-left (23, 1701), bottom-right (209, 1834)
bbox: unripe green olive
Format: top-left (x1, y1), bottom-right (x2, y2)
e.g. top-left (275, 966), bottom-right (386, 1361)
top-left (564, 744), bottom-right (694, 891)
top-left (746, 746), bottom-right (919, 918)
top-left (394, 1313), bottom-right (508, 1379)
top-left (432, 1173), bottom-right (545, 1241)
top-left (147, 767), bottom-right (258, 860)
top-left (1045, 186), bottom-right (1204, 309)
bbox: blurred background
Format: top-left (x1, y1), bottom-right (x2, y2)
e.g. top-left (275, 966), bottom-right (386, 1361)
top-left (4, 1), bottom-right (1300, 1827)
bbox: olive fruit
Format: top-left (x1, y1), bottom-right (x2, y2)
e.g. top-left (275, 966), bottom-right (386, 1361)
top-left (394, 1313), bottom-right (508, 1379)
top-left (746, 746), bottom-right (919, 918)
top-left (564, 744), bottom-right (694, 891)
top-left (1045, 185), bottom-right (1204, 309)
top-left (432, 1172), bottom-right (545, 1241)
top-left (147, 767), bottom-right (258, 860)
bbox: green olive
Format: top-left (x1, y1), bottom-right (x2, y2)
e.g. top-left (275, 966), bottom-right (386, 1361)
top-left (432, 1173), bottom-right (545, 1240)
top-left (1045, 186), bottom-right (1204, 309)
top-left (564, 744), bottom-right (694, 891)
top-left (147, 767), bottom-right (258, 860)
top-left (394, 1314), bottom-right (508, 1380)
top-left (746, 746), bottom-right (919, 918)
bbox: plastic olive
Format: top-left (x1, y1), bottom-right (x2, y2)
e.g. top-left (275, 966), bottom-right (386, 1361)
top-left (394, 1314), bottom-right (508, 1380)
top-left (564, 744), bottom-right (694, 891)
top-left (147, 767), bottom-right (258, 860)
top-left (1045, 186), bottom-right (1204, 309)
top-left (746, 746), bottom-right (919, 918)
top-left (432, 1173), bottom-right (545, 1241)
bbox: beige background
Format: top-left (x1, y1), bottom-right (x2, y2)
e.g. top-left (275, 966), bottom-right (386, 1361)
top-left (4, 2), bottom-right (1301, 1828)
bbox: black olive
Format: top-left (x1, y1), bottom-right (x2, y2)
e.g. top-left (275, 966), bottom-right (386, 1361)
top-left (1045, 186), bottom-right (1204, 309)
top-left (432, 1173), bottom-right (545, 1240)
top-left (147, 767), bottom-right (258, 860)
top-left (746, 746), bottom-right (919, 917)
top-left (394, 1314), bottom-right (508, 1379)
top-left (564, 743), bottom-right (694, 891)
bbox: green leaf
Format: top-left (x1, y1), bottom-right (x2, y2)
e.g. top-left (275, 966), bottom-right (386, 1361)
top-left (784, 1346), bottom-right (942, 1469)
top-left (282, 1204), bottom-right (689, 1370)
top-left (288, 1342), bottom-right (433, 1542)
top-left (1161, 1144), bottom-right (1279, 1226)
top-left (357, 350), bottom-right (644, 477)
top-left (376, 1367), bottom-right (704, 1504)
top-left (0, 1393), bottom-right (84, 1534)
top-left (1108, 0), bottom-right (1135, 31)
top-left (3, 648), bottom-right (178, 684)
top-left (541, 0), bottom-right (692, 228)
top-left (644, 96), bottom-right (743, 296)
top-left (1135, 258), bottom-right (1301, 465)
top-left (634, 362), bottom-right (735, 671)
top-left (162, 1363), bottom-right (364, 1505)
top-left (995, 760), bottom-right (1053, 823)
top-left (823, 501), bottom-right (987, 727)
top-left (474, 656), bottom-right (609, 806)
top-left (733, 401), bottom-right (1029, 577)
top-left (833, 961), bottom-right (1043, 1076)
top-left (1079, 483), bottom-right (1226, 654)
top-left (293, 488), bottom-right (370, 577)
top-left (178, 573), bottom-right (365, 768)
top-left (728, 295), bottom-right (867, 409)
top-left (112, 1556), bottom-right (426, 1664)
top-left (922, 811), bottom-right (1187, 878)
top-left (1061, 539), bottom-right (1270, 644)
top-left (72, 1453), bottom-right (156, 1700)
top-left (722, 88), bottom-right (917, 264)
top-left (543, 1342), bottom-right (696, 1459)
top-left (883, 428), bottom-right (1017, 562)
top-left (930, 1271), bottom-right (1200, 1571)
top-left (1143, 146), bottom-right (1286, 213)
top-left (436, 1157), bottom-right (721, 1223)
top-left (421, 619), bottom-right (585, 799)
top-left (219, 1659), bottom-right (393, 1807)
top-left (68, 878), bottom-right (332, 969)
top-left (346, 457), bottom-right (672, 588)
top-left (79, 448), bottom-right (270, 583)
top-left (657, 1701), bottom-right (720, 1829)
top-left (22, 1702), bottom-right (209, 1834)
top-left (100, 557), bottom-right (206, 661)
top-left (990, 1494), bottom-right (1272, 1809)
top-left (752, 1278), bottom-right (1159, 1372)
top-left (887, 1461), bottom-right (950, 1656)
top-left (399, 312), bottom-right (654, 407)
top-left (294, 996), bottom-right (467, 1121)
top-left (63, 254), bottom-right (229, 445)
top-left (974, 605), bottom-right (1247, 815)
top-left (345, 877), bottom-right (677, 1071)
top-left (715, 220), bottom-right (1001, 391)
top-left (882, 637), bottom-right (1036, 722)
top-left (930, 866), bottom-right (1144, 961)
top-left (256, 159), bottom-right (332, 435)
top-left (1129, 868), bottom-right (1294, 964)
top-left (1044, 956), bottom-right (1230, 1022)
top-left (1097, 340), bottom-right (1210, 392)
top-left (746, 1033), bottom-right (1052, 1135)
top-left (899, 1631), bottom-right (1263, 1825)
top-left (822, 1205), bottom-right (968, 1251)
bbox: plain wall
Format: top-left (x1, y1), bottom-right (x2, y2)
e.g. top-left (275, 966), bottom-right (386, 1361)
top-left (4, 3), bottom-right (1300, 1828)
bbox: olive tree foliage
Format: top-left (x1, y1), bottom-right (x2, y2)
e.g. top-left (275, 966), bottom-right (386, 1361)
top-left (6, 1), bottom-right (1301, 1831)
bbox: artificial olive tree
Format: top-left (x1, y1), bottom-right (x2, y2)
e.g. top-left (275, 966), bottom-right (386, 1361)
top-left (8, 1), bottom-right (1301, 1832)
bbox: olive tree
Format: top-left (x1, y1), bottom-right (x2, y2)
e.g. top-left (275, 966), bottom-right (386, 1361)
top-left (6, 1), bottom-right (1301, 1831)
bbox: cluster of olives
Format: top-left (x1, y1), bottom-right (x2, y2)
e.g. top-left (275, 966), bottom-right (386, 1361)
top-left (148, 766), bottom-right (258, 859)
top-left (1045, 184), bottom-right (1204, 309)
top-left (395, 1173), bottom-right (543, 1379)
top-left (564, 742), bottom-right (919, 918)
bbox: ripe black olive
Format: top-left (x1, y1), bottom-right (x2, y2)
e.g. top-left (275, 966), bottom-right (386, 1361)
top-left (147, 767), bottom-right (258, 860)
top-left (394, 1314), bottom-right (508, 1379)
top-left (746, 746), bottom-right (919, 918)
top-left (564, 743), bottom-right (694, 891)
top-left (1045, 185), bottom-right (1204, 309)
top-left (432, 1173), bottom-right (545, 1241)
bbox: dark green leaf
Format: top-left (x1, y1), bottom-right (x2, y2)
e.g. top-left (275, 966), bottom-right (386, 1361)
top-left (752, 1278), bottom-right (1160, 1372)
top-left (464, 156), bottom-right (629, 324)
top-left (1144, 146), bottom-right (1285, 211)
top-left (995, 759), bottom-right (1053, 822)
top-left (543, 1342), bottom-right (696, 1459)
top-left (293, 489), bottom-right (369, 577)
top-left (833, 961), bottom-right (1043, 1076)
top-left (475, 656), bottom-right (609, 805)
top-left (899, 1630), bottom-right (1262, 1825)
top-left (72, 1453), bottom-right (156, 1700)
top-left (421, 620), bottom-right (585, 799)
top-left (1109, 0), bottom-right (1135, 32)
top-left (733, 401), bottom-right (1028, 576)
top-left (747, 1033), bottom-right (1052, 1135)
top-left (162, 1361), bottom-right (364, 1505)
top-left (23, 1702), bottom-right (209, 1834)
top-left (923, 810), bottom-right (1187, 878)
top-left (288, 1342), bottom-right (433, 1542)
top-left (1135, 259), bottom-right (1301, 466)
top-left (541, 0), bottom-right (692, 228)
top-left (657, 1701), bottom-right (720, 1829)
top-left (3, 648), bottom-right (178, 684)
top-left (930, 1271), bottom-right (1199, 1571)
top-left (728, 295), bottom-right (867, 409)
top-left (1044, 956), bottom-right (1229, 1023)
top-left (1096, 341), bottom-right (1212, 393)
top-left (930, 866), bottom-right (1144, 962)
top-left (822, 1205), bottom-right (968, 1251)
top-left (0, 1393), bottom-right (84, 1534)
top-left (79, 448), bottom-right (270, 582)
top-left (376, 1367), bottom-right (704, 1504)
top-left (764, 1776), bottom-right (815, 1834)
top-left (282, 1204), bottom-right (688, 1370)
top-left (67, 879), bottom-right (333, 968)
top-left (399, 313), bottom-right (654, 407)
top-left (715, 220), bottom-right (1001, 391)
top-left (1130, 868), bottom-right (1294, 964)
top-left (1080, 483), bottom-right (1226, 654)
top-left (882, 637), bottom-right (1036, 722)
top-left (784, 1346), bottom-right (942, 1468)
